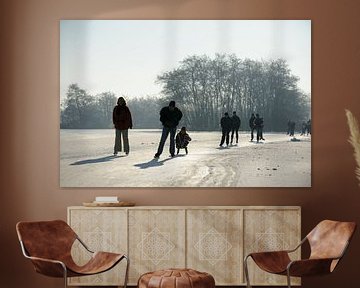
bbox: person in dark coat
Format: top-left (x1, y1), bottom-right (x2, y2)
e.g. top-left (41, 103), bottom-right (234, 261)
top-left (154, 100), bottom-right (183, 158)
top-left (287, 120), bottom-right (292, 135)
top-left (306, 119), bottom-right (311, 135)
top-left (289, 121), bottom-right (296, 136)
top-left (254, 113), bottom-right (265, 142)
top-left (176, 127), bottom-right (192, 155)
top-left (249, 113), bottom-right (256, 141)
top-left (113, 96), bottom-right (132, 155)
top-left (230, 111), bottom-right (241, 144)
top-left (300, 121), bottom-right (307, 136)
top-left (219, 112), bottom-right (232, 147)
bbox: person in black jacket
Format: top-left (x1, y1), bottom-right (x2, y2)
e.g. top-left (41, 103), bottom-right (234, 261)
top-left (249, 113), bottom-right (256, 141)
top-left (254, 113), bottom-right (265, 142)
top-left (154, 101), bottom-right (183, 158)
top-left (219, 112), bottom-right (232, 147)
top-left (230, 111), bottom-right (241, 144)
top-left (113, 97), bottom-right (132, 155)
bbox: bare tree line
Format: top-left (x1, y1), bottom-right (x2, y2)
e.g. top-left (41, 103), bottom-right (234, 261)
top-left (60, 85), bottom-right (161, 129)
top-left (157, 54), bottom-right (310, 131)
top-left (61, 54), bottom-right (310, 131)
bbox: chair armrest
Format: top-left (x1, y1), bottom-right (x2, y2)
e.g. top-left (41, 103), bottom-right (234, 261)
top-left (287, 258), bottom-right (335, 277)
top-left (19, 240), bottom-right (67, 277)
top-left (247, 250), bottom-right (290, 258)
top-left (245, 237), bottom-right (306, 259)
top-left (76, 236), bottom-right (94, 253)
top-left (26, 255), bottom-right (67, 277)
top-left (246, 251), bottom-right (292, 274)
top-left (285, 237), bottom-right (307, 253)
top-left (26, 255), bottom-right (65, 265)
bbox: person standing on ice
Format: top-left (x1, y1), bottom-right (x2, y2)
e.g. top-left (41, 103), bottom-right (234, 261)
top-left (154, 100), bottom-right (183, 158)
top-left (249, 113), bottom-right (256, 141)
top-left (306, 119), bottom-right (311, 135)
top-left (254, 113), bottom-right (265, 143)
top-left (219, 112), bottom-right (232, 147)
top-left (113, 96), bottom-right (132, 155)
top-left (230, 111), bottom-right (241, 144)
top-left (287, 120), bottom-right (292, 135)
top-left (289, 121), bottom-right (296, 136)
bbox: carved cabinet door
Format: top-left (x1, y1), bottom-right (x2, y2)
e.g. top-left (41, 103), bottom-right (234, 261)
top-left (187, 209), bottom-right (243, 285)
top-left (128, 209), bottom-right (186, 284)
top-left (243, 209), bottom-right (301, 286)
top-left (68, 208), bottom-right (128, 286)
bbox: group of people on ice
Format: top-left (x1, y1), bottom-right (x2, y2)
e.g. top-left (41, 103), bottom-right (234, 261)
top-left (153, 100), bottom-right (191, 158)
top-left (219, 112), bottom-right (265, 147)
top-left (112, 97), bottom-right (191, 158)
top-left (113, 96), bottom-right (307, 158)
top-left (287, 119), bottom-right (311, 137)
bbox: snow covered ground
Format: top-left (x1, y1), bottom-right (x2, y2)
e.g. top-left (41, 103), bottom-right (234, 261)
top-left (60, 129), bottom-right (311, 187)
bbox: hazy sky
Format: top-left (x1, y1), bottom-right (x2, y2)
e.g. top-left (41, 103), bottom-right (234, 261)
top-left (60, 20), bottom-right (311, 101)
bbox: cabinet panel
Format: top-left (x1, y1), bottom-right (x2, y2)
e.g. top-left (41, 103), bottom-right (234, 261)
top-left (68, 208), bottom-right (127, 286)
top-left (243, 209), bottom-right (301, 286)
top-left (128, 209), bottom-right (186, 284)
top-left (187, 209), bottom-right (243, 285)
top-left (67, 206), bottom-right (300, 286)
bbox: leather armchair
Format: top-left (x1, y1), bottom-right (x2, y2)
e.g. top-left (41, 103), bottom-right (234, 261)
top-left (244, 220), bottom-right (356, 288)
top-left (16, 220), bottom-right (129, 288)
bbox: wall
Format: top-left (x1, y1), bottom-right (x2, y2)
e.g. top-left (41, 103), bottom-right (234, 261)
top-left (1, 0), bottom-right (360, 287)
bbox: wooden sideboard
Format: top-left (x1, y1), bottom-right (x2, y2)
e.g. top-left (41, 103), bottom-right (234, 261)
top-left (67, 206), bottom-right (301, 286)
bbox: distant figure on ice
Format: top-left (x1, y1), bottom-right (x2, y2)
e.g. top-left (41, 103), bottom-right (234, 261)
top-left (113, 96), bottom-right (132, 155)
top-left (254, 113), bottom-right (265, 142)
top-left (287, 120), bottom-right (292, 135)
top-left (154, 100), bottom-right (183, 158)
top-left (219, 112), bottom-right (232, 147)
top-left (176, 127), bottom-right (192, 155)
top-left (231, 111), bottom-right (241, 144)
top-left (306, 119), bottom-right (311, 135)
top-left (249, 113), bottom-right (256, 141)
top-left (289, 121), bottom-right (296, 136)
top-left (300, 121), bottom-right (307, 136)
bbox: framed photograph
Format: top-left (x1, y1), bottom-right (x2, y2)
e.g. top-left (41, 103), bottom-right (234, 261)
top-left (60, 20), bottom-right (311, 187)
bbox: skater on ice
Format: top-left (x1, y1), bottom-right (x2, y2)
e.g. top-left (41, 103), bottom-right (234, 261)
top-left (230, 111), bottom-right (241, 144)
top-left (287, 120), bottom-right (292, 135)
top-left (176, 127), bottom-right (192, 155)
top-left (249, 113), bottom-right (256, 141)
top-left (254, 113), bottom-right (265, 142)
top-left (219, 112), bottom-right (232, 147)
top-left (300, 121), bottom-right (307, 136)
top-left (306, 119), bottom-right (311, 135)
top-left (154, 100), bottom-right (183, 158)
top-left (113, 96), bottom-right (132, 156)
top-left (289, 121), bottom-right (296, 136)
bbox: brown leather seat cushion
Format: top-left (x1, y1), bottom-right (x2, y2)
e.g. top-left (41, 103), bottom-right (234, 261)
top-left (138, 268), bottom-right (215, 288)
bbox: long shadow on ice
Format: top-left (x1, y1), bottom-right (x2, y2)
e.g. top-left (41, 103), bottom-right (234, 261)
top-left (134, 155), bottom-right (185, 169)
top-left (70, 155), bottom-right (124, 165)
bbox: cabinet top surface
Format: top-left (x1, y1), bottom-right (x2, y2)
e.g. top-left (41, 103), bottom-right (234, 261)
top-left (68, 205), bottom-right (301, 210)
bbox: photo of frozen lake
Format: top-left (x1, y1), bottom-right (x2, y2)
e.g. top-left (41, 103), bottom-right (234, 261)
top-left (60, 20), bottom-right (311, 187)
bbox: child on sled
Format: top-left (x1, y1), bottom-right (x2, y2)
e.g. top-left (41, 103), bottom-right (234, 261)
top-left (176, 127), bottom-right (192, 155)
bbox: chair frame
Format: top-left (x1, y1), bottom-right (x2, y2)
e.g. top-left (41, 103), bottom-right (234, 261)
top-left (244, 236), bottom-right (351, 288)
top-left (18, 230), bottom-right (129, 288)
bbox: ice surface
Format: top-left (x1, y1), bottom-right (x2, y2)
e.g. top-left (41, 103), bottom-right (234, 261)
top-left (60, 129), bottom-right (311, 187)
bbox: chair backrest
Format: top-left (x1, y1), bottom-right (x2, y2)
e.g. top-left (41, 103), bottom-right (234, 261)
top-left (307, 220), bottom-right (356, 261)
top-left (16, 220), bottom-right (77, 261)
